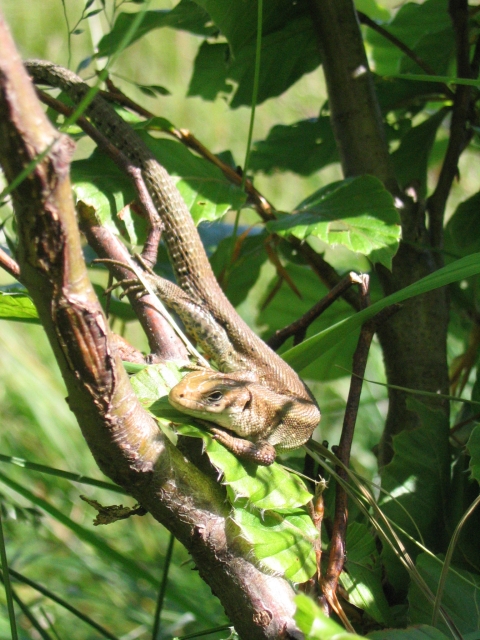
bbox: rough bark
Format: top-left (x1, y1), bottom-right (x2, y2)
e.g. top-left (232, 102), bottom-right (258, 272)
top-left (0, 13), bottom-right (302, 639)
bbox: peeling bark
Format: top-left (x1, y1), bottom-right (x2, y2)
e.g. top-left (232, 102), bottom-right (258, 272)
top-left (0, 13), bottom-right (302, 639)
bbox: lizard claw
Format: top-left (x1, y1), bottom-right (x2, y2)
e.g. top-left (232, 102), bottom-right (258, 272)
top-left (210, 428), bottom-right (276, 466)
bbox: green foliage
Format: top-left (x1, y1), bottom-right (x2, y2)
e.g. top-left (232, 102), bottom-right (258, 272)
top-left (267, 176), bottom-right (400, 269)
top-left (230, 507), bottom-right (318, 582)
top-left (2, 0), bottom-right (480, 637)
top-left (249, 115), bottom-right (338, 175)
top-left (408, 554), bottom-right (480, 633)
top-left (0, 290), bottom-right (38, 323)
top-left (342, 523), bottom-right (392, 626)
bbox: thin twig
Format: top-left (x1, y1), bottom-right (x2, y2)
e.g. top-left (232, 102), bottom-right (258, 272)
top-left (427, 0), bottom-right (476, 251)
top-left (98, 81), bottom-right (362, 311)
top-left (319, 278), bottom-right (400, 624)
top-left (267, 272), bottom-right (364, 351)
top-left (0, 247), bottom-right (20, 279)
top-left (37, 89), bottom-right (164, 258)
top-left (357, 11), bottom-right (454, 99)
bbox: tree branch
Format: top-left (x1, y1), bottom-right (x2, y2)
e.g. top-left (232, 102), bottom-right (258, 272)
top-left (427, 0), bottom-right (476, 251)
top-left (357, 11), bottom-right (453, 99)
top-left (0, 247), bottom-right (20, 279)
top-left (98, 77), bottom-right (362, 311)
top-left (0, 15), bottom-right (302, 639)
top-left (309, 0), bottom-right (399, 195)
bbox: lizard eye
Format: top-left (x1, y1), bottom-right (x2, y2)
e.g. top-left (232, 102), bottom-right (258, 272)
top-left (207, 391), bottom-right (223, 403)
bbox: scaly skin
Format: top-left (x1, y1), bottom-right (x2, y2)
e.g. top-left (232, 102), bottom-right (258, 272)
top-left (26, 60), bottom-right (321, 464)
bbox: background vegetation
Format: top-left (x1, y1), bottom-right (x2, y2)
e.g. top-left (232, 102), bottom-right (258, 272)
top-left (0, 0), bottom-right (480, 638)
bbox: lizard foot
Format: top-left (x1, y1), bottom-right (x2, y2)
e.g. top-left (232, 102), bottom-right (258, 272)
top-left (210, 428), bottom-right (276, 466)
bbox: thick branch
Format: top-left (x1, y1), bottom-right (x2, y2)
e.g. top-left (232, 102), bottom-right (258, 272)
top-left (309, 0), bottom-right (399, 194)
top-left (0, 15), bottom-right (301, 639)
top-left (310, 0), bottom-right (451, 466)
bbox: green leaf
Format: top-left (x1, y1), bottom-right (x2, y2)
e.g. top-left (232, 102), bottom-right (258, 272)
top-left (283, 253), bottom-right (480, 373)
top-left (0, 291), bottom-right (39, 323)
top-left (188, 2), bottom-right (321, 107)
top-left (230, 507), bottom-right (318, 582)
top-left (187, 42), bottom-right (232, 101)
top-left (445, 191), bottom-right (480, 256)
top-left (368, 626), bottom-right (450, 640)
top-left (257, 263), bottom-right (361, 383)
top-left (355, 0), bottom-right (389, 21)
top-left (341, 522), bottom-right (392, 625)
top-left (137, 83), bottom-right (171, 97)
top-left (210, 232), bottom-right (267, 307)
top-left (226, 14), bottom-right (321, 109)
top-left (249, 116), bottom-right (338, 176)
top-left (267, 176), bottom-right (400, 269)
top-left (177, 424), bottom-right (313, 510)
top-left (366, 0), bottom-right (451, 76)
top-left (409, 553), bottom-right (480, 634)
top-left (374, 75), bottom-right (445, 115)
top-left (193, 0), bottom-right (307, 54)
top-left (129, 362), bottom-right (183, 404)
top-left (71, 152), bottom-right (137, 234)
top-left (400, 27), bottom-right (454, 77)
top-left (392, 110), bottom-right (447, 198)
top-left (467, 425), bottom-right (480, 484)
top-left (96, 0), bottom-right (216, 57)
top-left (295, 593), bottom-right (364, 639)
top-left (380, 400), bottom-right (450, 592)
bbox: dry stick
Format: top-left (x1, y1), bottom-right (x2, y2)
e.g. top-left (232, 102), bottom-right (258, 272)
top-left (267, 272), bottom-right (364, 351)
top-left (99, 80), bottom-right (362, 312)
top-left (319, 282), bottom-right (399, 626)
top-left (0, 247), bottom-right (20, 280)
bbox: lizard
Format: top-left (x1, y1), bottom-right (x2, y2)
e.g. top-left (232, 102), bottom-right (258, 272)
top-left (25, 60), bottom-right (321, 465)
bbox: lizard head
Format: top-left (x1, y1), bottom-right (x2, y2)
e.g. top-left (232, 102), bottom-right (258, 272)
top-left (168, 370), bottom-right (255, 430)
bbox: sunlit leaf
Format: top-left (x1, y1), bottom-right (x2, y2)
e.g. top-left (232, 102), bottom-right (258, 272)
top-left (0, 290), bottom-right (39, 323)
top-left (230, 507), bottom-right (318, 582)
top-left (295, 594), bottom-right (364, 639)
top-left (267, 176), bottom-right (400, 269)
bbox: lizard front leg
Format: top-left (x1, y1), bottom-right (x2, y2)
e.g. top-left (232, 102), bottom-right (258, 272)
top-left (209, 427), bottom-right (276, 466)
